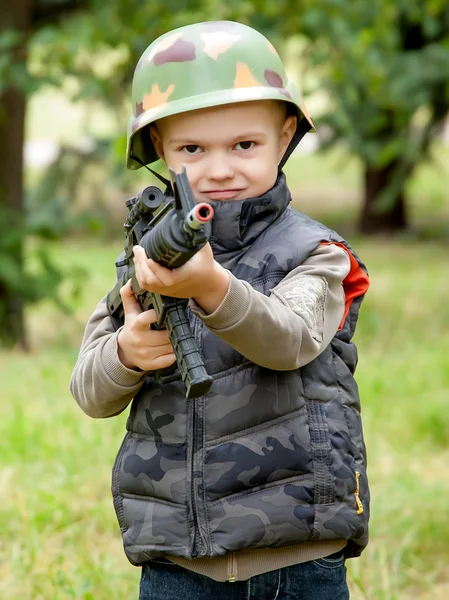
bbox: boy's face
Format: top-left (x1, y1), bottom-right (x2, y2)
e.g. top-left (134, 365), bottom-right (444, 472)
top-left (150, 101), bottom-right (296, 202)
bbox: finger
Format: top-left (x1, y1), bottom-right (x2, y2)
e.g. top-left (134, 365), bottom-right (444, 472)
top-left (142, 353), bottom-right (177, 371)
top-left (147, 342), bottom-right (174, 355)
top-left (132, 244), bottom-right (148, 261)
top-left (133, 247), bottom-right (159, 289)
top-left (133, 342), bottom-right (174, 364)
top-left (133, 309), bottom-right (159, 327)
top-left (134, 246), bottom-right (175, 288)
top-left (130, 309), bottom-right (172, 342)
top-left (142, 330), bottom-right (172, 347)
top-left (150, 260), bottom-right (178, 289)
top-left (119, 280), bottom-right (143, 318)
top-left (133, 245), bottom-right (152, 273)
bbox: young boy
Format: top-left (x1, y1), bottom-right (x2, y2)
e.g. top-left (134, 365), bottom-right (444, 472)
top-left (70, 21), bottom-right (370, 600)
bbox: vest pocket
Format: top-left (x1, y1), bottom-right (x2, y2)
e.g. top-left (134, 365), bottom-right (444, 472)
top-left (305, 399), bottom-right (335, 505)
top-left (204, 409), bottom-right (312, 501)
top-left (342, 404), bottom-right (367, 514)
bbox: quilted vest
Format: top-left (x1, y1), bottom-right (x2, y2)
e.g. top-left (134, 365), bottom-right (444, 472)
top-left (112, 173), bottom-right (370, 566)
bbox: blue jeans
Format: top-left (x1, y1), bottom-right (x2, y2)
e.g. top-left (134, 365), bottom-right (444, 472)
top-left (139, 551), bottom-right (349, 600)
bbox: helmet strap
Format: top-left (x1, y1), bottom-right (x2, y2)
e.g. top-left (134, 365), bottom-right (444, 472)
top-left (278, 116), bottom-right (313, 171)
top-left (131, 154), bottom-right (172, 190)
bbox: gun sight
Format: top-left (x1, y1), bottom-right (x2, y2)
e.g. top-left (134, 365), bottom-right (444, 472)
top-left (125, 186), bottom-right (165, 229)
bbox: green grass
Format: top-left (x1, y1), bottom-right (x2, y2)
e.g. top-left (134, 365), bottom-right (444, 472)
top-left (1, 227), bottom-right (449, 598)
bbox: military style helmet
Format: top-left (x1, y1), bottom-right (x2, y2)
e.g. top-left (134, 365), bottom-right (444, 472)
top-left (126, 21), bottom-right (314, 170)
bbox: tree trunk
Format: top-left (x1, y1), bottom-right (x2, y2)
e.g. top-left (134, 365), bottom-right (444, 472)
top-left (359, 161), bottom-right (408, 235)
top-left (0, 0), bottom-right (31, 348)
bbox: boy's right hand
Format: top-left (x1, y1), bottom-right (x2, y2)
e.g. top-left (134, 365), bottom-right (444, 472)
top-left (116, 280), bottom-right (176, 372)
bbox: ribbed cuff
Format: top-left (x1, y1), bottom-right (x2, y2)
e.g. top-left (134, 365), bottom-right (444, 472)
top-left (101, 330), bottom-right (147, 387)
top-left (190, 273), bottom-right (251, 330)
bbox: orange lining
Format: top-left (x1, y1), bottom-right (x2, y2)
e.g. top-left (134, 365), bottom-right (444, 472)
top-left (320, 242), bottom-right (370, 330)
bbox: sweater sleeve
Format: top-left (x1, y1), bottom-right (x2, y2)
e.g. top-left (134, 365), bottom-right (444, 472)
top-left (189, 244), bottom-right (351, 370)
top-left (69, 296), bottom-right (148, 419)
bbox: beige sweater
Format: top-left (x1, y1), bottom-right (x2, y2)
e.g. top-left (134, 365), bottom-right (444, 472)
top-left (70, 243), bottom-right (351, 580)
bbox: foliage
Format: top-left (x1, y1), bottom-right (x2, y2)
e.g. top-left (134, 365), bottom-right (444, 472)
top-left (295, 0), bottom-right (449, 211)
top-left (3, 0), bottom-right (447, 195)
top-left (0, 0), bottom-right (448, 345)
top-left (27, 139), bottom-right (117, 238)
top-left (0, 1), bottom-right (93, 347)
top-left (25, 0), bottom-right (449, 214)
top-left (0, 206), bottom-right (85, 329)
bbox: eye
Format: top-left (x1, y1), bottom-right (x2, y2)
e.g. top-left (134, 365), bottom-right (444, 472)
top-left (235, 141), bottom-right (255, 151)
top-left (182, 145), bottom-right (202, 155)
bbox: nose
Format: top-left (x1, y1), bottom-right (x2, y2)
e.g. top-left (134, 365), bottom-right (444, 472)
top-left (206, 151), bottom-right (235, 182)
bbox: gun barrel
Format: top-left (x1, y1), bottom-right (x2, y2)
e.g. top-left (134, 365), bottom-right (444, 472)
top-left (185, 203), bottom-right (214, 231)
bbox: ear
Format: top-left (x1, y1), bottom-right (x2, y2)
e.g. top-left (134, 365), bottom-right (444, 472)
top-left (149, 124), bottom-right (165, 161)
top-left (278, 115), bottom-right (297, 163)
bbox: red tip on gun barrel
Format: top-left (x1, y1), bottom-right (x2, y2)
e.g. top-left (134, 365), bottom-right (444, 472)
top-left (185, 203), bottom-right (214, 230)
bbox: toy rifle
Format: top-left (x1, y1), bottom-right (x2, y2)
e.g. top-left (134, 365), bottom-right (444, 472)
top-left (107, 167), bottom-right (214, 399)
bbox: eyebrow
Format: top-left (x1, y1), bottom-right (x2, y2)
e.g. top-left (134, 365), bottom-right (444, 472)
top-left (168, 132), bottom-right (269, 146)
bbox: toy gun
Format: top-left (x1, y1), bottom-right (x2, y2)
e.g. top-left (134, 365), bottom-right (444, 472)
top-left (107, 167), bottom-right (214, 399)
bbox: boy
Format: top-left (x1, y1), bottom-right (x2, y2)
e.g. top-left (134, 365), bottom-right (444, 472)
top-left (70, 21), bottom-right (370, 600)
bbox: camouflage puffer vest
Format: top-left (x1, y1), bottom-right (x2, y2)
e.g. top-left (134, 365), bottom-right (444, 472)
top-left (112, 173), bottom-right (370, 566)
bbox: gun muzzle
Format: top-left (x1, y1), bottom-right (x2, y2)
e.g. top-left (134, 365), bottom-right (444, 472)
top-left (184, 203), bottom-right (214, 231)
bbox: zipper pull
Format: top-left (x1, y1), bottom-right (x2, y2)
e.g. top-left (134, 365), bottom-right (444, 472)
top-left (355, 471), bottom-right (364, 515)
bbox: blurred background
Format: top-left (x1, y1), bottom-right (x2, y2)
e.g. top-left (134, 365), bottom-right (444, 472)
top-left (1, 1), bottom-right (448, 598)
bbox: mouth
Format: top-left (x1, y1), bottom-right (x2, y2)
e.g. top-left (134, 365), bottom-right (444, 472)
top-left (201, 189), bottom-right (244, 200)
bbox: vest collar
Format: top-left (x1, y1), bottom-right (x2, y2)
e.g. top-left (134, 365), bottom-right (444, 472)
top-left (208, 172), bottom-right (291, 255)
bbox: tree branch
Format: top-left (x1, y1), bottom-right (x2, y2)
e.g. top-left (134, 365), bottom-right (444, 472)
top-left (31, 0), bottom-right (89, 28)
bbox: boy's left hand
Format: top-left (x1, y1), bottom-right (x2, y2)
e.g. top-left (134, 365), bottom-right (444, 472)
top-left (133, 243), bottom-right (230, 314)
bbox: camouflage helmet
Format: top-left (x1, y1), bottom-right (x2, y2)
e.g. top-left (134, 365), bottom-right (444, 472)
top-left (127, 21), bottom-right (315, 170)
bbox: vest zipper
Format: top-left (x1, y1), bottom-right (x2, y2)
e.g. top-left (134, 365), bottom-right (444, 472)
top-left (190, 316), bottom-right (205, 558)
top-left (190, 399), bottom-right (201, 557)
top-left (355, 471), bottom-right (364, 515)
